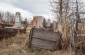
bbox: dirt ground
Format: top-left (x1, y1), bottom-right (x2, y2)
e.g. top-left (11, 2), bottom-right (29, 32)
top-left (0, 28), bottom-right (75, 55)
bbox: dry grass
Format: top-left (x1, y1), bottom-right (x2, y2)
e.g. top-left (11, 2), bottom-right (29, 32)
top-left (0, 28), bottom-right (75, 55)
top-left (0, 33), bottom-right (28, 55)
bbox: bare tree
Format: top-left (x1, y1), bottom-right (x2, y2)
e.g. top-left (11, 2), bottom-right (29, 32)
top-left (50, 0), bottom-right (85, 52)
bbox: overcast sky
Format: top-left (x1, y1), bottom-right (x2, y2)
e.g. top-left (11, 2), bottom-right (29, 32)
top-left (0, 0), bottom-right (85, 20)
top-left (0, 0), bottom-right (52, 19)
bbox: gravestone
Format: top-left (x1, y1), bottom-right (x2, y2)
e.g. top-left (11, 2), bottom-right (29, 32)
top-left (32, 16), bottom-right (43, 28)
top-left (53, 21), bottom-right (57, 32)
top-left (0, 14), bottom-right (2, 24)
top-left (13, 12), bottom-right (22, 28)
top-left (46, 19), bottom-right (51, 27)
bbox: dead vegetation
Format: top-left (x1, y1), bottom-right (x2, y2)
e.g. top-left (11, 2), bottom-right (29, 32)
top-left (0, 30), bottom-right (76, 55)
top-left (0, 27), bottom-right (84, 55)
top-left (0, 0), bottom-right (85, 55)
top-left (50, 0), bottom-right (85, 55)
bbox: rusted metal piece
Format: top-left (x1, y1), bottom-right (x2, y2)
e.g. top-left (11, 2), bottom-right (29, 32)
top-left (28, 28), bottom-right (62, 51)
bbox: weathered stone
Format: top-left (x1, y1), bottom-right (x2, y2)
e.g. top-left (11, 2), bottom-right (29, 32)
top-left (0, 14), bottom-right (3, 24)
top-left (13, 12), bottom-right (22, 28)
top-left (46, 19), bottom-right (51, 27)
top-left (32, 16), bottom-right (43, 28)
top-left (53, 21), bottom-right (57, 32)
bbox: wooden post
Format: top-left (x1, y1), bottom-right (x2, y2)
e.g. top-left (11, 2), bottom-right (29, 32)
top-left (59, 0), bottom-right (63, 24)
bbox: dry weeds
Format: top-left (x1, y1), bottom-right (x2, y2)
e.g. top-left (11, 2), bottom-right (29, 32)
top-left (0, 29), bottom-right (75, 55)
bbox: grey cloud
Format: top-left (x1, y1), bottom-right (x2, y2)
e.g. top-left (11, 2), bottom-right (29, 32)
top-left (0, 0), bottom-right (51, 15)
top-left (12, 0), bottom-right (50, 15)
top-left (0, 0), bottom-right (53, 19)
